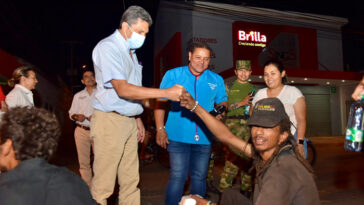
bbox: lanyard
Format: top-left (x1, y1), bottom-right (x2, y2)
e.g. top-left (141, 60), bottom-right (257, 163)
top-left (188, 67), bottom-right (204, 141)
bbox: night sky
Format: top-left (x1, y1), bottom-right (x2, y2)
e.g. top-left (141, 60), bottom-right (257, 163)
top-left (0, 0), bottom-right (363, 87)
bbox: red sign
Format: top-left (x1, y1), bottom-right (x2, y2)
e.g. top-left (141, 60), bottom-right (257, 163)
top-left (232, 21), bottom-right (318, 75)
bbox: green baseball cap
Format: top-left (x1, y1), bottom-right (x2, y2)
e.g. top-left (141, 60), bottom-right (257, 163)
top-left (236, 60), bottom-right (251, 71)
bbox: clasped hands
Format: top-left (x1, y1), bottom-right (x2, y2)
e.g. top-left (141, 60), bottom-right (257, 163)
top-left (180, 91), bottom-right (198, 110)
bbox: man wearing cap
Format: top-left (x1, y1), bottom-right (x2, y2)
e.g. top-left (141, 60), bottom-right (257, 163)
top-left (180, 95), bottom-right (320, 205)
top-left (218, 60), bottom-right (254, 195)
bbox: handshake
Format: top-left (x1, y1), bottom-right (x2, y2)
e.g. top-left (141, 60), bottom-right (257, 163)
top-left (166, 84), bottom-right (198, 110)
top-left (165, 85), bottom-right (195, 108)
top-left (167, 85), bottom-right (215, 114)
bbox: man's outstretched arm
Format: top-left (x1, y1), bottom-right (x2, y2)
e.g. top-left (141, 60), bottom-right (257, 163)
top-left (180, 91), bottom-right (252, 157)
top-left (111, 79), bottom-right (184, 101)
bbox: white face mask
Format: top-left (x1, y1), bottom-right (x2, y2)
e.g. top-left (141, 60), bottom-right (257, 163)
top-left (127, 25), bottom-right (146, 49)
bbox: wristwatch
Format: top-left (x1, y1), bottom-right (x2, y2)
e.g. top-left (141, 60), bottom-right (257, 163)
top-left (298, 139), bottom-right (304, 144)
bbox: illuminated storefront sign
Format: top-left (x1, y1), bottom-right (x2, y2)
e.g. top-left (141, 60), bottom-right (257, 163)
top-left (238, 30), bottom-right (267, 47)
top-left (233, 21), bottom-right (318, 73)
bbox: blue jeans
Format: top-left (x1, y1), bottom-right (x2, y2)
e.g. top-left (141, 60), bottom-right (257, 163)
top-left (165, 140), bottom-right (211, 205)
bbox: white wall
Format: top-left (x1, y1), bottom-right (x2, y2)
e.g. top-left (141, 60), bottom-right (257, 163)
top-left (154, 5), bottom-right (234, 73)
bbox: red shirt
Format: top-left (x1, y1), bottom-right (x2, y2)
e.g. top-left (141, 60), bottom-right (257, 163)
top-left (0, 85), bottom-right (5, 108)
top-left (0, 85), bottom-right (5, 102)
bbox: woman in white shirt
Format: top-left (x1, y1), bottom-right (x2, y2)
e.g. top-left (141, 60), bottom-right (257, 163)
top-left (252, 60), bottom-right (307, 158)
top-left (6, 66), bottom-right (38, 108)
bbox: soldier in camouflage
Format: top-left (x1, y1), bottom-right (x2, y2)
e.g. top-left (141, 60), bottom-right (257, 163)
top-left (218, 60), bottom-right (255, 195)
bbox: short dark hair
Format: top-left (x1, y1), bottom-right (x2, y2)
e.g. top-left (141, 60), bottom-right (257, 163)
top-left (263, 59), bottom-right (287, 84)
top-left (120, 5), bottom-right (153, 28)
top-left (187, 41), bottom-right (212, 56)
top-left (82, 69), bottom-right (94, 78)
top-left (0, 107), bottom-right (61, 161)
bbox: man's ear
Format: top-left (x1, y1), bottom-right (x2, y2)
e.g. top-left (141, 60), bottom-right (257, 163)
top-left (1, 139), bottom-right (13, 156)
top-left (278, 131), bottom-right (289, 145)
top-left (81, 79), bottom-right (85, 85)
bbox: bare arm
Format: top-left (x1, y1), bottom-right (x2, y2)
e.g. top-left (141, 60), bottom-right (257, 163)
top-left (111, 80), bottom-right (184, 101)
top-left (294, 97), bottom-right (307, 157)
top-left (1, 101), bottom-right (8, 112)
top-left (229, 95), bottom-right (253, 110)
top-left (180, 92), bottom-right (252, 157)
top-left (71, 114), bottom-right (86, 122)
top-left (154, 100), bottom-right (170, 149)
top-left (352, 76), bottom-right (364, 101)
top-left (136, 117), bottom-right (145, 143)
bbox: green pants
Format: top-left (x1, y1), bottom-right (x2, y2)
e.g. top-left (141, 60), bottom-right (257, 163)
top-left (219, 118), bottom-right (252, 192)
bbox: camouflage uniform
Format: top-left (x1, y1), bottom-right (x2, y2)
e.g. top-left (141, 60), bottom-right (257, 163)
top-left (218, 118), bottom-right (252, 192)
top-left (206, 152), bottom-right (215, 184)
top-left (219, 60), bottom-right (254, 193)
top-left (207, 60), bottom-right (254, 193)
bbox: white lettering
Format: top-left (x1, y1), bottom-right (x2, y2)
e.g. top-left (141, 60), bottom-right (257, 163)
top-left (238, 30), bottom-right (267, 43)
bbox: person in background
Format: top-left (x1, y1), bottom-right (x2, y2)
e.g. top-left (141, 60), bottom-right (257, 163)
top-left (0, 107), bottom-right (97, 205)
top-left (0, 85), bottom-right (5, 108)
top-left (217, 60), bottom-right (254, 196)
top-left (352, 76), bottom-right (364, 101)
top-left (69, 69), bottom-right (96, 189)
top-left (179, 95), bottom-right (320, 205)
top-left (252, 60), bottom-right (307, 158)
top-left (91, 5), bottom-right (184, 205)
top-left (155, 41), bottom-right (228, 205)
top-left (5, 66), bottom-right (38, 108)
top-left (0, 85), bottom-right (7, 118)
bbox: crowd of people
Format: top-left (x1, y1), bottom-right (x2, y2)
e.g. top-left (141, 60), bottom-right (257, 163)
top-left (0, 4), bottom-right (363, 205)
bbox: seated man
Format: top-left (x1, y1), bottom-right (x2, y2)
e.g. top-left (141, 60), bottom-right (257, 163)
top-left (180, 94), bottom-right (320, 205)
top-left (0, 107), bottom-right (97, 205)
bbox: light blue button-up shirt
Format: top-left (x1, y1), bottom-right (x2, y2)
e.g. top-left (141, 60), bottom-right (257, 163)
top-left (92, 29), bottom-right (143, 116)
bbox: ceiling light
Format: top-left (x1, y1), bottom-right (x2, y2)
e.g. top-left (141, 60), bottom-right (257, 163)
top-left (291, 80), bottom-right (294, 83)
top-left (304, 78), bottom-right (308, 81)
top-left (326, 82), bottom-right (330, 85)
top-left (258, 76), bottom-right (262, 79)
top-left (342, 80), bottom-right (345, 82)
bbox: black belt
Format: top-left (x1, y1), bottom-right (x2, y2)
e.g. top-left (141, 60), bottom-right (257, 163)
top-left (77, 124), bottom-right (90, 130)
top-left (111, 111), bottom-right (138, 118)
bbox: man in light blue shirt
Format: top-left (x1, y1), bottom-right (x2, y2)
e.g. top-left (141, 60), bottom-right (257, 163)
top-left (91, 6), bottom-right (184, 205)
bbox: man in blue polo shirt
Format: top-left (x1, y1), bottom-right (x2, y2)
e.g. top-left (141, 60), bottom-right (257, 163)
top-left (91, 6), bottom-right (184, 205)
top-left (155, 42), bottom-right (228, 205)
